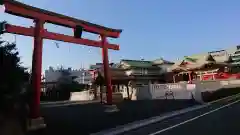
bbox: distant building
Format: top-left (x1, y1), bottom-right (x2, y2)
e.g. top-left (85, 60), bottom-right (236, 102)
top-left (226, 45), bottom-right (240, 67)
top-left (118, 59), bottom-right (174, 85)
top-left (207, 45), bottom-right (240, 75)
top-left (207, 45), bottom-right (240, 67)
top-left (45, 67), bottom-right (92, 85)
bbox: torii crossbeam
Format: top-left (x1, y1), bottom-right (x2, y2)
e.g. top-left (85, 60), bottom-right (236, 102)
top-left (0, 0), bottom-right (122, 129)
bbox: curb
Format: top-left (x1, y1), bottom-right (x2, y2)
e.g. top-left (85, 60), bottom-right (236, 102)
top-left (41, 100), bottom-right (100, 108)
top-left (91, 93), bottom-right (240, 135)
top-left (40, 100), bottom-right (74, 105)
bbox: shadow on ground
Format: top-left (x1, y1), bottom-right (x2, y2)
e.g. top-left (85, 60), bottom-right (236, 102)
top-left (30, 99), bottom-right (199, 135)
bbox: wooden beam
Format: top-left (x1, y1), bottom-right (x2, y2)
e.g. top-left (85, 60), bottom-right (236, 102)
top-left (5, 24), bottom-right (120, 50)
top-left (3, 0), bottom-right (122, 38)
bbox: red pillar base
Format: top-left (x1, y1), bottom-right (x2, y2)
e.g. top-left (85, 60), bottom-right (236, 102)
top-left (27, 117), bottom-right (46, 131)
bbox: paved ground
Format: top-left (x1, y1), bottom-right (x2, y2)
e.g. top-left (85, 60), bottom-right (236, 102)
top-left (31, 99), bottom-right (198, 135)
top-left (0, 116), bottom-right (24, 135)
top-left (123, 96), bottom-right (240, 135)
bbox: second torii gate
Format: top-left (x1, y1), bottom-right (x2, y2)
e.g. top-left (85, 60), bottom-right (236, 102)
top-left (0, 0), bottom-right (122, 129)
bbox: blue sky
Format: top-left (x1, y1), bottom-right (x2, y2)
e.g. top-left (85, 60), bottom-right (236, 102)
top-left (1, 0), bottom-right (240, 71)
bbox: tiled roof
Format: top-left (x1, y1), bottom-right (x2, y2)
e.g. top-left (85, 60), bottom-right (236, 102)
top-left (171, 53), bottom-right (218, 71)
top-left (152, 58), bottom-right (174, 65)
top-left (97, 67), bottom-right (133, 80)
top-left (170, 60), bottom-right (185, 72)
top-left (120, 59), bottom-right (159, 69)
top-left (171, 45), bottom-right (240, 72)
top-left (184, 56), bottom-right (197, 63)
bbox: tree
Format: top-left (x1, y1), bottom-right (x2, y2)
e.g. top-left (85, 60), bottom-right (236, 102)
top-left (0, 39), bottom-right (30, 112)
top-left (47, 68), bottom-right (83, 100)
top-left (93, 71), bottom-right (105, 102)
top-left (57, 69), bottom-right (80, 91)
top-left (94, 71), bottom-right (105, 86)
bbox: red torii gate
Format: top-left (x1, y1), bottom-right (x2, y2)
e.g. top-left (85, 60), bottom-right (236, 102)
top-left (0, 0), bottom-right (121, 127)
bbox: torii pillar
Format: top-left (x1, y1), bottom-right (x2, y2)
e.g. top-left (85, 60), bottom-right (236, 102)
top-left (1, 0), bottom-right (122, 130)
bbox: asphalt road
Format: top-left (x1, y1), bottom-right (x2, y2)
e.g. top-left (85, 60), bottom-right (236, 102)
top-left (36, 100), bottom-right (197, 135)
top-left (123, 96), bottom-right (240, 135)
